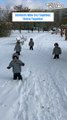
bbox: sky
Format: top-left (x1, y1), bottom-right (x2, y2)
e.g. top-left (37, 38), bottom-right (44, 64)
top-left (0, 0), bottom-right (66, 9)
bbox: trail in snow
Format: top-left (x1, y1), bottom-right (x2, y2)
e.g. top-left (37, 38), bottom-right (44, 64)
top-left (0, 31), bottom-right (67, 120)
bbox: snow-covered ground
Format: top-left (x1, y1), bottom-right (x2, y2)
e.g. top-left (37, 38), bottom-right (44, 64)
top-left (0, 30), bottom-right (67, 120)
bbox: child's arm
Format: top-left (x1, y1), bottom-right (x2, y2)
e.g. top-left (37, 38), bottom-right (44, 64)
top-left (19, 60), bottom-right (25, 66)
top-left (21, 62), bottom-right (25, 66)
top-left (52, 48), bottom-right (55, 54)
top-left (7, 66), bottom-right (11, 69)
top-left (59, 47), bottom-right (62, 54)
top-left (14, 45), bottom-right (16, 51)
top-left (7, 61), bottom-right (13, 69)
top-left (20, 45), bottom-right (21, 51)
top-left (33, 42), bottom-right (34, 46)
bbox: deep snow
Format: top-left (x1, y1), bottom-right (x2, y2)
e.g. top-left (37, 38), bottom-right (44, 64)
top-left (0, 30), bottom-right (67, 120)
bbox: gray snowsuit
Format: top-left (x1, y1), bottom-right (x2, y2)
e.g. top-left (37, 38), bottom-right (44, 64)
top-left (29, 39), bottom-right (34, 50)
top-left (29, 40), bottom-right (34, 47)
top-left (8, 59), bottom-right (24, 73)
top-left (14, 43), bottom-right (21, 55)
top-left (52, 46), bottom-right (61, 55)
top-left (52, 46), bottom-right (62, 59)
top-left (7, 58), bottom-right (25, 80)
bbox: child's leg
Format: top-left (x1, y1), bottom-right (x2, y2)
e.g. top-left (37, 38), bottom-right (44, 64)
top-left (18, 52), bottom-right (20, 55)
top-left (31, 46), bottom-right (33, 50)
top-left (17, 73), bottom-right (22, 80)
top-left (53, 55), bottom-right (56, 59)
top-left (16, 51), bottom-right (20, 55)
top-left (13, 73), bottom-right (17, 80)
top-left (30, 46), bottom-right (33, 50)
top-left (30, 46), bottom-right (31, 50)
top-left (57, 55), bottom-right (59, 59)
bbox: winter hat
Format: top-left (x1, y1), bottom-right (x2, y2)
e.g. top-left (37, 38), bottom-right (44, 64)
top-left (54, 43), bottom-right (58, 46)
top-left (12, 53), bottom-right (19, 59)
top-left (17, 40), bottom-right (20, 43)
top-left (30, 38), bottom-right (33, 41)
top-left (13, 55), bottom-right (19, 59)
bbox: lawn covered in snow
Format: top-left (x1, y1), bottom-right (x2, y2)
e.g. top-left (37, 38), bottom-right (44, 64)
top-left (0, 30), bottom-right (67, 120)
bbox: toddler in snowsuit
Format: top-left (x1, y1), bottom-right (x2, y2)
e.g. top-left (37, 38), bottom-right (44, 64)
top-left (7, 55), bottom-right (25, 80)
top-left (29, 38), bottom-right (34, 50)
top-left (52, 43), bottom-right (62, 59)
top-left (14, 40), bottom-right (21, 55)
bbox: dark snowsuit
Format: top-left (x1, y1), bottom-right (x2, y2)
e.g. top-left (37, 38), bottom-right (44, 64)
top-left (29, 38), bottom-right (34, 50)
top-left (7, 56), bottom-right (25, 80)
top-left (52, 43), bottom-right (62, 59)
